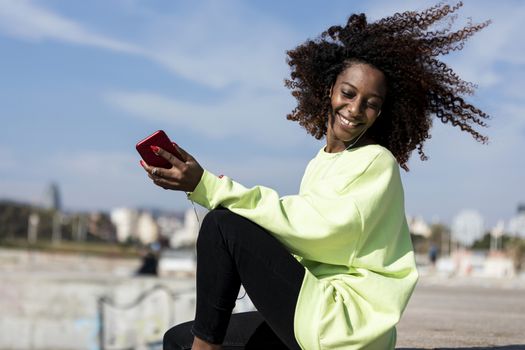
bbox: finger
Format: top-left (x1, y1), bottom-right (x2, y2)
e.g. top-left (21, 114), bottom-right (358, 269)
top-left (152, 146), bottom-right (186, 168)
top-left (141, 160), bottom-right (166, 179)
top-left (140, 159), bottom-right (153, 173)
top-left (153, 177), bottom-right (178, 190)
top-left (149, 173), bottom-right (178, 187)
top-left (151, 166), bottom-right (169, 179)
top-left (172, 143), bottom-right (193, 161)
top-left (171, 142), bottom-right (187, 162)
top-left (148, 172), bottom-right (168, 182)
top-left (143, 160), bottom-right (179, 190)
top-left (153, 178), bottom-right (169, 189)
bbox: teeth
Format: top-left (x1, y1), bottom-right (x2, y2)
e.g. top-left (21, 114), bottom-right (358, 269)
top-left (338, 114), bottom-right (359, 126)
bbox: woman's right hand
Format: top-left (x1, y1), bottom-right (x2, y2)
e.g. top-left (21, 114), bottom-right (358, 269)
top-left (140, 144), bottom-right (204, 193)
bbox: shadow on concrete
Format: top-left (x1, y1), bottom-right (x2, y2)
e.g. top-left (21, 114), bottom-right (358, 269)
top-left (398, 346), bottom-right (525, 350)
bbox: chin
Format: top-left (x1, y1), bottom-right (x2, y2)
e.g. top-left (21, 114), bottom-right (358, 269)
top-left (334, 128), bottom-right (362, 143)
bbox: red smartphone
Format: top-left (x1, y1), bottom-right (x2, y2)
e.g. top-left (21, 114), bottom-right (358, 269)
top-left (136, 130), bottom-right (184, 169)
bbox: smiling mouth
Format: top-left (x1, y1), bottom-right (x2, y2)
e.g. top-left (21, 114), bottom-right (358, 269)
top-left (337, 113), bottom-right (363, 128)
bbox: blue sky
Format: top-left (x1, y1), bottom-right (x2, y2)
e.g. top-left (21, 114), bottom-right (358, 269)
top-left (0, 0), bottom-right (524, 229)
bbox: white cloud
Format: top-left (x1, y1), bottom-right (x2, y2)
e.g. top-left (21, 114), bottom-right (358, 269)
top-left (0, 0), bottom-right (297, 90)
top-left (460, 1), bottom-right (525, 65)
top-left (446, 1), bottom-right (525, 88)
top-left (0, 0), bottom-right (141, 53)
top-left (45, 150), bottom-right (151, 210)
top-left (140, 1), bottom-right (297, 90)
top-left (49, 151), bottom-right (137, 179)
top-left (103, 88), bottom-right (307, 147)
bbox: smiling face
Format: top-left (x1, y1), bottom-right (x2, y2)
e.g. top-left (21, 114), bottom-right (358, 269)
top-left (326, 62), bottom-right (387, 153)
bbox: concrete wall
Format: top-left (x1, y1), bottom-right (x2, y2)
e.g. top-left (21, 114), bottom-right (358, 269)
top-left (0, 249), bottom-right (199, 350)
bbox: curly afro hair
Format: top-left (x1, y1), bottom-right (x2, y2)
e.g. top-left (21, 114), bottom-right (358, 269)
top-left (285, 1), bottom-right (491, 170)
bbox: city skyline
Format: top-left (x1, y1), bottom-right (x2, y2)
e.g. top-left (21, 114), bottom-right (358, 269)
top-left (7, 180), bottom-right (524, 239)
top-left (1, 0), bottom-right (524, 228)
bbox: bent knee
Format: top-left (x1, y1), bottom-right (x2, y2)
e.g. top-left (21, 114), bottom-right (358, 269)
top-left (163, 322), bottom-right (194, 350)
top-left (199, 208), bottom-right (242, 234)
top-left (198, 208), bottom-right (252, 247)
top-left (199, 207), bottom-right (230, 229)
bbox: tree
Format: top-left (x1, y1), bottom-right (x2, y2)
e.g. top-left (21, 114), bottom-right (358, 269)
top-left (506, 237), bottom-right (525, 272)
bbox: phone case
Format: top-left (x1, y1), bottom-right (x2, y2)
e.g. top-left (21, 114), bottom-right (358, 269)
top-left (136, 130), bottom-right (184, 168)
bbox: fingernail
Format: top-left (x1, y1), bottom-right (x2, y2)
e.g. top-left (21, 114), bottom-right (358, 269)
top-left (140, 160), bottom-right (145, 167)
top-left (150, 145), bottom-right (160, 153)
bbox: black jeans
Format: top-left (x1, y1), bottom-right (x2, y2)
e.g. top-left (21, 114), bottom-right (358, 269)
top-left (163, 208), bottom-right (306, 350)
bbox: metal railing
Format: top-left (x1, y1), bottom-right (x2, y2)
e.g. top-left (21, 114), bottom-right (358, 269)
top-left (97, 284), bottom-right (194, 350)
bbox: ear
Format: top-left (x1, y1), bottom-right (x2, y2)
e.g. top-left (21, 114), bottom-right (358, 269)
top-left (329, 84), bottom-right (334, 98)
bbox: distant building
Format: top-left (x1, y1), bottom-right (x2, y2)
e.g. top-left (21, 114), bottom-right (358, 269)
top-left (110, 208), bottom-right (139, 243)
top-left (43, 182), bottom-right (61, 211)
top-left (136, 212), bottom-right (159, 245)
top-left (451, 209), bottom-right (485, 246)
top-left (170, 208), bottom-right (206, 248)
top-left (508, 204), bottom-right (525, 238)
top-left (110, 207), bottom-right (206, 246)
top-left (157, 214), bottom-right (184, 241)
top-left (407, 216), bottom-right (431, 238)
top-left (88, 212), bottom-right (117, 241)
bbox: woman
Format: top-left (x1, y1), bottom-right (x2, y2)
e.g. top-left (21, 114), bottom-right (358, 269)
top-left (141, 2), bottom-right (490, 349)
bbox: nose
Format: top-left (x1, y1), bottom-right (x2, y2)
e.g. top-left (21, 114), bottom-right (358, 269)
top-left (346, 97), bottom-right (364, 116)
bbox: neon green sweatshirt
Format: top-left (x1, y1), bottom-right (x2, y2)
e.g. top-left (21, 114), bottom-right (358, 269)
top-left (188, 144), bottom-right (419, 349)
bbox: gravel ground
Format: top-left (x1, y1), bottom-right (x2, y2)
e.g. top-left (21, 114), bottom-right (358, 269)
top-left (396, 276), bottom-right (525, 350)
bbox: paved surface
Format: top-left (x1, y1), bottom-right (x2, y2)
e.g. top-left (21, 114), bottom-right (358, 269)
top-left (396, 279), bottom-right (525, 349)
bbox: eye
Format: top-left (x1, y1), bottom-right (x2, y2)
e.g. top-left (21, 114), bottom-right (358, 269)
top-left (367, 102), bottom-right (381, 110)
top-left (342, 90), bottom-right (356, 99)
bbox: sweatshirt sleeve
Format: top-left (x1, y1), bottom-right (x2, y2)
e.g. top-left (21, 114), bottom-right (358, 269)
top-left (188, 151), bottom-right (396, 265)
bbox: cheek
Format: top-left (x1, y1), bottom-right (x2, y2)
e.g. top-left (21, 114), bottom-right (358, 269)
top-left (367, 115), bottom-right (380, 127)
top-left (330, 96), bottom-right (344, 113)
